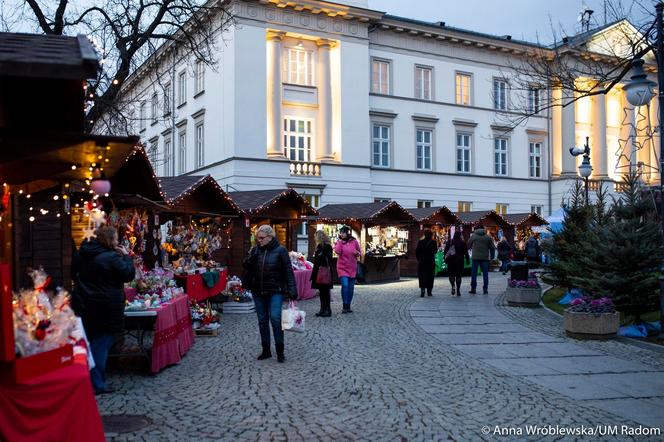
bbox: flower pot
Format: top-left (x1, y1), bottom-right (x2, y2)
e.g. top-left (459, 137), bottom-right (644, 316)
top-left (564, 311), bottom-right (619, 340)
top-left (505, 286), bottom-right (541, 307)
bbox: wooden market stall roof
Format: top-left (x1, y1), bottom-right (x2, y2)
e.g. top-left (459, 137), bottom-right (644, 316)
top-left (109, 147), bottom-right (165, 204)
top-left (454, 210), bottom-right (512, 228)
top-left (228, 188), bottom-right (318, 219)
top-left (503, 212), bottom-right (549, 228)
top-left (407, 206), bottom-right (462, 225)
top-left (316, 201), bottom-right (416, 225)
top-left (159, 175), bottom-right (243, 217)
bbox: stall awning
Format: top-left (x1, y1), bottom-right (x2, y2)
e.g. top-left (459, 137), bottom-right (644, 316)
top-left (455, 210), bottom-right (512, 228)
top-left (407, 206), bottom-right (461, 225)
top-left (503, 212), bottom-right (549, 229)
top-left (109, 147), bottom-right (164, 203)
top-left (228, 188), bottom-right (318, 219)
top-left (317, 201), bottom-right (416, 225)
top-left (159, 175), bottom-right (242, 217)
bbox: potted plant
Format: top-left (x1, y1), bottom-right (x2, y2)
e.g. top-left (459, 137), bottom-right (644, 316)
top-left (505, 278), bottom-right (542, 307)
top-left (564, 297), bottom-right (619, 340)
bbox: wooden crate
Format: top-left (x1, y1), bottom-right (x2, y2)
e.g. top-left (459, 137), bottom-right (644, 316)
top-left (194, 327), bottom-right (219, 337)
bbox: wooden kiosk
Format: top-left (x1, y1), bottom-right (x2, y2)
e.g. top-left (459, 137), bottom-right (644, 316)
top-left (504, 212), bottom-right (549, 249)
top-left (313, 201), bottom-right (415, 283)
top-left (456, 210), bottom-right (513, 245)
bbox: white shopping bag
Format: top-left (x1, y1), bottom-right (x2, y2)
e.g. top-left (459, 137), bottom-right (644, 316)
top-left (281, 301), bottom-right (306, 332)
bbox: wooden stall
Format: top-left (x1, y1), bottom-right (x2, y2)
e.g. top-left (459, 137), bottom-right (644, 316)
top-left (401, 206), bottom-right (462, 277)
top-left (504, 212), bottom-right (549, 250)
top-left (455, 210), bottom-right (513, 245)
top-left (227, 189), bottom-right (318, 277)
top-left (313, 201), bottom-right (416, 283)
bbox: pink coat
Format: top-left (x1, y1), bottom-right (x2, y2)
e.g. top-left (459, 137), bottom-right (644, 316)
top-left (334, 237), bottom-right (361, 278)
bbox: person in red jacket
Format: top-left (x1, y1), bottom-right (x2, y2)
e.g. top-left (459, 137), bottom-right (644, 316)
top-left (333, 226), bottom-right (361, 313)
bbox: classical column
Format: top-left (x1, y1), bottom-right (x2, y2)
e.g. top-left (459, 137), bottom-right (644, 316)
top-left (649, 97), bottom-right (659, 183)
top-left (591, 91), bottom-right (608, 177)
top-left (636, 103), bottom-right (651, 176)
top-left (619, 90), bottom-right (635, 174)
top-left (551, 87), bottom-right (563, 176)
top-left (561, 88), bottom-right (577, 175)
top-left (316, 38), bottom-right (334, 162)
top-left (266, 30), bottom-right (286, 158)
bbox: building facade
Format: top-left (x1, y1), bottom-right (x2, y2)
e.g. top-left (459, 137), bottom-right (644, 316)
top-left (121, 0), bottom-right (659, 224)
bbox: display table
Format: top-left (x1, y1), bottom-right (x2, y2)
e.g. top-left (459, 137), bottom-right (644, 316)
top-left (363, 255), bottom-right (401, 283)
top-left (0, 352), bottom-right (105, 442)
top-left (293, 269), bottom-right (317, 300)
top-left (175, 269), bottom-right (228, 302)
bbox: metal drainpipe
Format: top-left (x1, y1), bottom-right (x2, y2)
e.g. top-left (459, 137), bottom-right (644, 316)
top-left (171, 48), bottom-right (177, 176)
top-left (547, 87), bottom-right (553, 216)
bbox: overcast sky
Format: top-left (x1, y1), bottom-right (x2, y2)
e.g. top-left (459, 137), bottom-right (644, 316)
top-left (368, 0), bottom-right (654, 44)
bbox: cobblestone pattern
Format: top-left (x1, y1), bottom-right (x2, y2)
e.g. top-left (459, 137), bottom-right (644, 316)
top-left (99, 279), bottom-right (652, 441)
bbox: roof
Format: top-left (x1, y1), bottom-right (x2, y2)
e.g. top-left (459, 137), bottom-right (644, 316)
top-left (159, 175), bottom-right (208, 201)
top-left (553, 19), bottom-right (623, 48)
top-left (407, 206), bottom-right (461, 224)
top-left (503, 212), bottom-right (549, 227)
top-left (159, 175), bottom-right (243, 216)
top-left (455, 210), bottom-right (511, 226)
top-left (317, 201), bottom-right (415, 223)
top-left (0, 32), bottom-right (98, 79)
top-left (228, 188), bottom-right (318, 216)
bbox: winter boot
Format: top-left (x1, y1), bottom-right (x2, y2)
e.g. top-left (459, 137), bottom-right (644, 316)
top-left (276, 344), bottom-right (285, 363)
top-left (420, 288), bottom-right (425, 297)
top-left (257, 345), bottom-right (271, 360)
top-left (342, 303), bottom-right (350, 313)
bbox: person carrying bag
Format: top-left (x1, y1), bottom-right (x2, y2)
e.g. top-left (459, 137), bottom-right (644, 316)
top-left (311, 230), bottom-right (334, 317)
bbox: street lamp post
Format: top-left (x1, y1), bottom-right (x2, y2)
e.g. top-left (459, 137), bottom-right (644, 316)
top-left (569, 136), bottom-right (593, 204)
top-left (622, 2), bottom-right (664, 334)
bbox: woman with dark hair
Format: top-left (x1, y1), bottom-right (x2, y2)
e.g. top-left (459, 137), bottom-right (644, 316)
top-left (415, 229), bottom-right (438, 297)
top-left (311, 230), bottom-right (333, 317)
top-left (444, 229), bottom-right (470, 296)
top-left (334, 226), bottom-right (360, 313)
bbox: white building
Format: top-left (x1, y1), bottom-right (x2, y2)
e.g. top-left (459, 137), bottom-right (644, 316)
top-left (121, 0), bottom-right (658, 222)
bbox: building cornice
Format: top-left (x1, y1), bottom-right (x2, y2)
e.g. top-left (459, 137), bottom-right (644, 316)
top-left (254, 0), bottom-right (384, 22)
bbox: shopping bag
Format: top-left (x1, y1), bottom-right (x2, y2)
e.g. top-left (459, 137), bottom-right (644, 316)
top-left (434, 251), bottom-right (444, 275)
top-left (281, 301), bottom-right (306, 332)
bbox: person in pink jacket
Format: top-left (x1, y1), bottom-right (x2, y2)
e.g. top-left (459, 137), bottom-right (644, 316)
top-left (334, 226), bottom-right (361, 313)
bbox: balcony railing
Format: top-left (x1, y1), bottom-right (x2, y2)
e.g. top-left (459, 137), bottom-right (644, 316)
top-left (289, 161), bottom-right (321, 176)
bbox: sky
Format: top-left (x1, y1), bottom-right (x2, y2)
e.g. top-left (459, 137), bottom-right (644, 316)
top-left (367, 0), bottom-right (654, 44)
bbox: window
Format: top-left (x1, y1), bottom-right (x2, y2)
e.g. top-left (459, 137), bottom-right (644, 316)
top-left (494, 137), bottom-right (508, 176)
top-left (194, 60), bottom-right (205, 95)
top-left (297, 194), bottom-right (320, 235)
top-left (493, 79), bottom-right (507, 110)
top-left (285, 47), bottom-right (313, 86)
top-left (528, 87), bottom-right (540, 113)
top-left (372, 124), bottom-right (390, 167)
top-left (374, 198), bottom-right (391, 203)
top-left (458, 201), bottom-right (472, 212)
top-left (496, 203), bottom-right (509, 215)
top-left (151, 93), bottom-right (158, 122)
top-left (195, 122), bottom-right (204, 168)
top-left (372, 59), bottom-right (390, 94)
top-left (283, 118), bottom-right (313, 162)
top-left (529, 142), bottom-right (542, 178)
top-left (178, 71), bottom-right (187, 105)
top-left (531, 205), bottom-right (543, 216)
top-left (416, 129), bottom-right (432, 170)
top-left (164, 137), bottom-right (174, 176)
top-left (163, 82), bottom-right (171, 116)
top-left (456, 133), bottom-right (471, 173)
top-left (415, 66), bottom-right (432, 100)
top-left (455, 73), bottom-right (471, 105)
top-left (178, 131), bottom-right (186, 174)
top-left (139, 101), bottom-right (146, 131)
top-left (417, 200), bottom-right (432, 208)
top-left (150, 140), bottom-right (158, 166)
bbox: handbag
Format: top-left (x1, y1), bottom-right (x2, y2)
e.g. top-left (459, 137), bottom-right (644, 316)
top-left (315, 266), bottom-right (332, 285)
top-left (281, 301), bottom-right (306, 333)
top-left (445, 244), bottom-right (456, 259)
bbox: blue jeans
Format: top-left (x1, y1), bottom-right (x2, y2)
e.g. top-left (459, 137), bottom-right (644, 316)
top-left (500, 259), bottom-right (510, 273)
top-left (470, 259), bottom-right (489, 292)
top-left (89, 331), bottom-right (115, 393)
top-left (340, 277), bottom-right (356, 305)
top-left (254, 293), bottom-right (284, 347)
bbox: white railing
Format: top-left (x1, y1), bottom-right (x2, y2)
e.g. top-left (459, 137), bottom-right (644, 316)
top-left (289, 161), bottom-right (321, 176)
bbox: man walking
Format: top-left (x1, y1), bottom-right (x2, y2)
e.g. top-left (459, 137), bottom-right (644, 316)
top-left (467, 225), bottom-right (496, 294)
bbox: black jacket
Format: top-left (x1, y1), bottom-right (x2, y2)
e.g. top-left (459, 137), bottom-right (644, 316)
top-left (497, 240), bottom-right (511, 260)
top-left (415, 238), bottom-right (437, 270)
top-left (310, 243), bottom-right (333, 290)
top-left (72, 239), bottom-right (136, 334)
top-left (243, 237), bottom-right (297, 298)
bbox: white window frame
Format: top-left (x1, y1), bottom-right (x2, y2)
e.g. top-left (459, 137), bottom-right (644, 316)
top-left (455, 72), bottom-right (471, 105)
top-left (178, 130), bottom-right (186, 174)
top-left (163, 82), bottom-right (171, 116)
top-left (531, 205), bottom-right (543, 216)
top-left (297, 194), bottom-right (320, 236)
top-left (194, 60), bottom-right (205, 95)
top-left (416, 128), bottom-right (433, 170)
top-left (285, 47), bottom-right (314, 86)
top-left (374, 198), bottom-right (391, 203)
top-left (178, 71), bottom-right (187, 106)
top-left (528, 87), bottom-right (540, 113)
top-left (456, 132), bottom-right (471, 173)
top-left (283, 117), bottom-right (314, 162)
top-left (529, 141), bottom-right (543, 178)
top-left (372, 58), bottom-right (390, 95)
top-left (151, 92), bottom-right (158, 123)
top-left (494, 137), bottom-right (508, 176)
top-left (164, 137), bottom-right (174, 176)
top-left (195, 122), bottom-right (204, 168)
top-left (150, 140), bottom-right (158, 166)
top-left (458, 201), bottom-right (472, 212)
top-left (496, 203), bottom-right (509, 215)
top-left (417, 200), bottom-right (433, 208)
top-left (139, 101), bottom-right (146, 131)
top-left (493, 78), bottom-right (508, 110)
top-left (415, 65), bottom-right (433, 100)
top-left (372, 123), bottom-right (390, 168)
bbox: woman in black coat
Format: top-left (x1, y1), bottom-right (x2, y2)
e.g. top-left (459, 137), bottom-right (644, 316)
top-left (415, 229), bottom-right (438, 297)
top-left (311, 230), bottom-right (334, 317)
top-left (73, 225), bottom-right (135, 394)
top-left (444, 230), bottom-right (470, 296)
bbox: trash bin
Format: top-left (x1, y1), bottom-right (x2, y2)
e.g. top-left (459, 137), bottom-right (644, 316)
top-left (510, 261), bottom-right (528, 281)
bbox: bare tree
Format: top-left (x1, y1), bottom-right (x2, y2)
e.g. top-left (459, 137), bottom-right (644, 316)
top-left (12, 0), bottom-right (233, 133)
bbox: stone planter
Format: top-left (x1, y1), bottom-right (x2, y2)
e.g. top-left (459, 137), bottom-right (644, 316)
top-left (564, 311), bottom-right (619, 340)
top-left (505, 286), bottom-right (542, 307)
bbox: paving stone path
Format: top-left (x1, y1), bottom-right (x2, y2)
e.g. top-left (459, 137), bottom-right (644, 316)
top-left (98, 275), bottom-right (663, 441)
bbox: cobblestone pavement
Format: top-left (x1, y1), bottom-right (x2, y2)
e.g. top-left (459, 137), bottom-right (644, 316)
top-left (99, 276), bottom-right (662, 441)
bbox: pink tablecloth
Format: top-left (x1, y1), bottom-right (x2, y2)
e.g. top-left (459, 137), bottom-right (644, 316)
top-left (150, 295), bottom-right (194, 373)
top-left (294, 269), bottom-right (317, 300)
